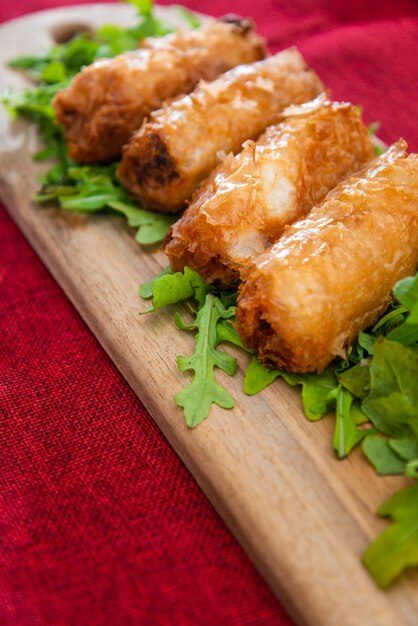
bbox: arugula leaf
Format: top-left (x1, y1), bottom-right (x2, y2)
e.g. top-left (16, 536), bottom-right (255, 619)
top-left (372, 304), bottom-right (407, 335)
top-left (6, 0), bottom-right (174, 81)
top-left (244, 357), bottom-right (337, 421)
top-left (35, 164), bottom-right (174, 243)
top-left (357, 331), bottom-right (375, 355)
top-left (139, 267), bottom-right (173, 299)
top-left (338, 363), bottom-right (370, 399)
top-left (239, 271), bottom-right (418, 586)
top-left (362, 436), bottom-right (406, 475)
top-left (386, 274), bottom-right (418, 345)
top-left (362, 483), bottom-right (418, 588)
top-left (393, 274), bottom-right (418, 322)
top-left (108, 199), bottom-right (178, 244)
top-left (2, 0), bottom-right (187, 247)
top-left (405, 460), bottom-right (418, 479)
top-left (362, 339), bottom-right (418, 438)
top-left (139, 268), bottom-right (239, 426)
top-left (389, 437), bottom-right (418, 462)
top-left (350, 400), bottom-right (369, 426)
top-left (216, 320), bottom-right (244, 349)
top-left (6, 0), bottom-right (418, 586)
top-left (243, 357), bottom-right (281, 395)
top-left (333, 387), bottom-right (373, 458)
top-left (175, 294), bottom-right (237, 427)
top-left (142, 267), bottom-right (208, 311)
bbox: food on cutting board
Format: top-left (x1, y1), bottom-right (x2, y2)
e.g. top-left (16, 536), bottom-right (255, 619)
top-left (53, 17), bottom-right (265, 163)
top-left (117, 48), bottom-right (324, 211)
top-left (237, 141), bottom-right (418, 372)
top-left (4, 0), bottom-right (418, 589)
top-left (163, 95), bottom-right (374, 286)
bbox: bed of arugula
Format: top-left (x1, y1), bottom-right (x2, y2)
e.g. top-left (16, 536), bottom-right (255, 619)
top-left (3, 0), bottom-right (418, 591)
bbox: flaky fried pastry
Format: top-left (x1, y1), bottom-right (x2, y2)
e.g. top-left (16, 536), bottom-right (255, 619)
top-left (117, 48), bottom-right (325, 212)
top-left (236, 142), bottom-right (418, 373)
top-left (163, 96), bottom-right (374, 285)
top-left (53, 19), bottom-right (265, 163)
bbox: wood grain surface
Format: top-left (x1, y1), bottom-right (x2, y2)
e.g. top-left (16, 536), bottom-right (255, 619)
top-left (1, 5), bottom-right (417, 625)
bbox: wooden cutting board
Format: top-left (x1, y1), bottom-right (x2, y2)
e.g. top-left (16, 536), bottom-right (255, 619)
top-left (1, 5), bottom-right (417, 625)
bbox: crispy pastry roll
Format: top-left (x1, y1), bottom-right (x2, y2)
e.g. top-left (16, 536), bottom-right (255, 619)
top-left (117, 49), bottom-right (325, 212)
top-left (163, 96), bottom-right (374, 285)
top-left (53, 19), bottom-right (266, 163)
top-left (236, 141), bottom-right (418, 373)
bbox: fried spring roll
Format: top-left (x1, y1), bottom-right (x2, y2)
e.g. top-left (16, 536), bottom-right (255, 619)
top-left (53, 19), bottom-right (266, 163)
top-left (236, 141), bottom-right (418, 373)
top-left (163, 96), bottom-right (374, 285)
top-left (117, 49), bottom-right (325, 212)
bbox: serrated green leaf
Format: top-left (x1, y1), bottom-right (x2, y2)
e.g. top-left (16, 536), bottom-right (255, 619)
top-left (389, 437), bottom-right (418, 462)
top-left (216, 319), bottom-right (244, 349)
top-left (362, 339), bottom-right (418, 437)
top-left (372, 304), bottom-right (407, 335)
top-left (145, 267), bottom-right (209, 312)
top-left (139, 267), bottom-right (173, 299)
top-left (338, 363), bottom-right (370, 399)
top-left (350, 400), bottom-right (370, 426)
top-left (3, 0), bottom-right (175, 246)
top-left (358, 331), bottom-right (375, 355)
top-left (333, 387), bottom-right (373, 459)
top-left (393, 274), bottom-right (418, 324)
top-left (405, 460), bottom-right (418, 479)
top-left (363, 483), bottom-right (418, 587)
top-left (108, 200), bottom-right (178, 245)
top-left (135, 216), bottom-right (175, 245)
top-left (362, 436), bottom-right (406, 475)
top-left (244, 357), bottom-right (337, 421)
top-left (175, 294), bottom-right (237, 427)
top-left (383, 274), bottom-right (418, 345)
top-left (243, 357), bottom-right (281, 395)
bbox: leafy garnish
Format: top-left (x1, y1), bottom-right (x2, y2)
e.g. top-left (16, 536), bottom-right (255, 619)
top-left (362, 484), bottom-right (418, 588)
top-left (389, 437), bottom-right (418, 462)
top-left (2, 0), bottom-right (195, 246)
top-left (362, 339), bottom-right (418, 438)
top-left (338, 363), bottom-right (370, 399)
top-left (144, 267), bottom-right (208, 311)
top-left (243, 357), bottom-right (337, 421)
top-left (239, 270), bottom-right (418, 586)
top-left (35, 164), bottom-right (177, 244)
top-left (333, 386), bottom-right (373, 458)
top-left (5, 0), bottom-right (418, 589)
top-left (139, 267), bottom-right (174, 299)
top-left (175, 294), bottom-right (237, 427)
top-left (386, 274), bottom-right (418, 345)
top-left (362, 436), bottom-right (406, 475)
top-left (6, 0), bottom-right (174, 83)
top-left (140, 269), bottom-right (240, 427)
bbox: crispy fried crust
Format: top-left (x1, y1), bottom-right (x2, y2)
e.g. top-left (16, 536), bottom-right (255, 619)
top-left (236, 142), bottom-right (418, 373)
top-left (117, 49), bottom-right (325, 212)
top-left (163, 96), bottom-right (374, 285)
top-left (52, 20), bottom-right (266, 163)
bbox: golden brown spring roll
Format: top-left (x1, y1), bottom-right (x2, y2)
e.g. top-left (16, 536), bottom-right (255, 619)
top-left (163, 96), bottom-right (374, 285)
top-left (53, 19), bottom-right (265, 163)
top-left (117, 48), bottom-right (325, 212)
top-left (236, 141), bottom-right (418, 373)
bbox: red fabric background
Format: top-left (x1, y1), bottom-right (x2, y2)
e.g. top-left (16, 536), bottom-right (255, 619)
top-left (1, 1), bottom-right (417, 624)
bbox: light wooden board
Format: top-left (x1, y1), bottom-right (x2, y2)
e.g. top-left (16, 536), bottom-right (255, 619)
top-left (1, 5), bottom-right (417, 625)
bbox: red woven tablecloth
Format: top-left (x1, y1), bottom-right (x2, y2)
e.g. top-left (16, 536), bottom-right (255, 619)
top-left (1, 1), bottom-right (418, 624)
